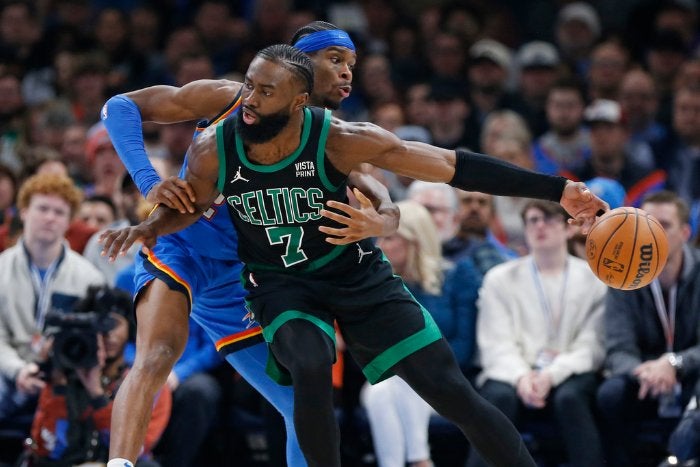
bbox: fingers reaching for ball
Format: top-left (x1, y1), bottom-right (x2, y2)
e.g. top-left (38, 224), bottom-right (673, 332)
top-left (560, 181), bottom-right (610, 234)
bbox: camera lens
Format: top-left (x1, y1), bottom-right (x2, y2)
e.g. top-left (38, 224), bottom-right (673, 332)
top-left (60, 335), bottom-right (91, 364)
top-left (54, 330), bottom-right (98, 370)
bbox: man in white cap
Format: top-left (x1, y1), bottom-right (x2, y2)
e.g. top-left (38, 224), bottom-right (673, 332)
top-left (573, 99), bottom-right (665, 206)
top-left (556, 2), bottom-right (602, 78)
top-left (467, 38), bottom-right (518, 134)
top-left (515, 41), bottom-right (562, 137)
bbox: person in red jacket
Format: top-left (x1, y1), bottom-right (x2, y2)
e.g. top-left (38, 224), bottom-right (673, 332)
top-left (28, 286), bottom-right (171, 466)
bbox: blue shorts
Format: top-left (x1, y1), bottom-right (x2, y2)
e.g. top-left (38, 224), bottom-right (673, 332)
top-left (133, 234), bottom-right (264, 356)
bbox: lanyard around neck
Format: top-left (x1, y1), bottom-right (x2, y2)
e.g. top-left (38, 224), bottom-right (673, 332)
top-left (650, 279), bottom-right (677, 352)
top-left (530, 257), bottom-right (569, 343)
top-left (25, 243), bottom-right (65, 331)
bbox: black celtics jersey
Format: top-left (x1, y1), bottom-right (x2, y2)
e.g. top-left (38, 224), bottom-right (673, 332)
top-left (216, 106), bottom-right (352, 272)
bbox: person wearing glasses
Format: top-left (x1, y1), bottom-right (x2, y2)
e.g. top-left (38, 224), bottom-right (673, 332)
top-left (467, 200), bottom-right (606, 467)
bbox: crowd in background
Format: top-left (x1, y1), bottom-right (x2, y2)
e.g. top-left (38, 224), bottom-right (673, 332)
top-left (1, 0), bottom-right (700, 466)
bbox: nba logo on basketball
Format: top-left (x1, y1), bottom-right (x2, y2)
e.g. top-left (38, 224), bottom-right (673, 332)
top-left (602, 257), bottom-right (625, 273)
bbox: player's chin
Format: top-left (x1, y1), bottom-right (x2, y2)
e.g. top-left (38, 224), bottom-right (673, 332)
top-left (323, 96), bottom-right (342, 110)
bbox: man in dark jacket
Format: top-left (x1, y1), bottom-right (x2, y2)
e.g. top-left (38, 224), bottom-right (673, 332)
top-left (597, 191), bottom-right (700, 466)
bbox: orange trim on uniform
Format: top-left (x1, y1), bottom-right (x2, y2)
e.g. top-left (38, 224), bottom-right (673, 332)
top-left (215, 326), bottom-right (263, 351)
top-left (196, 95), bottom-right (243, 132)
top-left (212, 95), bottom-right (242, 124)
top-left (143, 248), bottom-right (193, 305)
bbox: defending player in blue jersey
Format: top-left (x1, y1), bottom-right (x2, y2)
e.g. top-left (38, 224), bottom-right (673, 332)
top-left (100, 23), bottom-right (398, 467)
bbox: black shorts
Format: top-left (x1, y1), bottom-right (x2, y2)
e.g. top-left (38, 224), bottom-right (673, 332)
top-left (242, 245), bottom-right (442, 385)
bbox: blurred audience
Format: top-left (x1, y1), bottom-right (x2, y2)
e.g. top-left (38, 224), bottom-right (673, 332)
top-left (83, 122), bottom-right (126, 198)
top-left (533, 78), bottom-right (590, 175)
top-left (573, 99), bottom-right (665, 206)
top-left (513, 40), bottom-right (562, 137)
top-left (405, 181), bottom-right (459, 243)
top-left (426, 79), bottom-right (476, 151)
top-left (449, 189), bottom-right (514, 274)
top-left (78, 194), bottom-right (117, 231)
top-left (0, 162), bottom-right (17, 224)
top-left (555, 2), bottom-right (601, 79)
top-left (587, 39), bottom-right (630, 101)
top-left (619, 68), bottom-right (667, 152)
top-left (467, 38), bottom-right (515, 128)
top-left (654, 86), bottom-right (700, 235)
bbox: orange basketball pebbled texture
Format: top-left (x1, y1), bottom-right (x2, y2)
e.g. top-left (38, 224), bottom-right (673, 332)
top-left (586, 207), bottom-right (669, 290)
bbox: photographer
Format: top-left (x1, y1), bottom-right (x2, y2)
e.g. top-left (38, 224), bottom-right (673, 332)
top-left (0, 174), bottom-right (106, 449)
top-left (27, 286), bottom-right (171, 467)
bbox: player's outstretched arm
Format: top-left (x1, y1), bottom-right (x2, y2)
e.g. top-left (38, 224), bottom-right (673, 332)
top-left (100, 127), bottom-right (222, 260)
top-left (124, 79), bottom-right (242, 123)
top-left (101, 80), bottom-right (243, 213)
top-left (326, 119), bottom-right (608, 232)
top-left (319, 171), bottom-right (400, 244)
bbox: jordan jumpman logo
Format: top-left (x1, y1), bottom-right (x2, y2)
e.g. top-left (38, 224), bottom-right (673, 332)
top-left (230, 166), bottom-right (250, 183)
top-left (356, 243), bottom-right (373, 263)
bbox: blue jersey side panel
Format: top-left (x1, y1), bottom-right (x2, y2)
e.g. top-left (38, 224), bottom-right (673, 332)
top-left (170, 101), bottom-right (240, 260)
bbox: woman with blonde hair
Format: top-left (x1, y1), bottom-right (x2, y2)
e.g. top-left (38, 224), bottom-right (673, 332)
top-left (361, 200), bottom-right (481, 467)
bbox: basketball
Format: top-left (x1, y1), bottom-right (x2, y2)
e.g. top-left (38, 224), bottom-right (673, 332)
top-left (585, 207), bottom-right (669, 290)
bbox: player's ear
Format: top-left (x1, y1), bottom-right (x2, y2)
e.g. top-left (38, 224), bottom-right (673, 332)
top-left (293, 92), bottom-right (309, 110)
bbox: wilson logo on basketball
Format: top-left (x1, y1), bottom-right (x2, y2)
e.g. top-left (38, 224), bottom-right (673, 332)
top-left (628, 243), bottom-right (654, 289)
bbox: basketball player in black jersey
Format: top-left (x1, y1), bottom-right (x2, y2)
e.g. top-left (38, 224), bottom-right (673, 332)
top-left (100, 22), bottom-right (396, 467)
top-left (102, 45), bottom-right (608, 467)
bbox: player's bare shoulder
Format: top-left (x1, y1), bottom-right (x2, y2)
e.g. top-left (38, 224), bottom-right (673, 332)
top-left (131, 79), bottom-right (244, 123)
top-left (325, 116), bottom-right (403, 173)
top-left (178, 79), bottom-right (243, 117)
top-left (208, 79), bottom-right (243, 97)
top-left (327, 116), bottom-right (381, 139)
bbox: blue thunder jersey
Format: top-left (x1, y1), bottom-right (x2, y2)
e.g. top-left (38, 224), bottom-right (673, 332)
top-left (171, 90), bottom-right (243, 260)
top-left (216, 106), bottom-right (352, 272)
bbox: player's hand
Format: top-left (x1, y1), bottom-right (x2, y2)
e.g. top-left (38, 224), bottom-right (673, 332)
top-left (147, 177), bottom-right (196, 214)
top-left (99, 224), bottom-right (157, 261)
top-left (560, 180), bottom-right (609, 234)
top-left (319, 188), bottom-right (392, 244)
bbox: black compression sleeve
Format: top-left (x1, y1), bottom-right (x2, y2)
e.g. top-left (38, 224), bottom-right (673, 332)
top-left (450, 148), bottom-right (567, 202)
